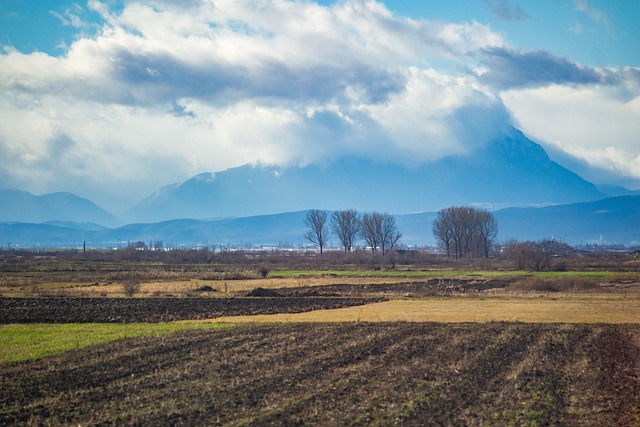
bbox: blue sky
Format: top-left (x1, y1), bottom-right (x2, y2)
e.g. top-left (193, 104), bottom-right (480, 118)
top-left (391, 1), bottom-right (639, 65)
top-left (0, 0), bottom-right (639, 212)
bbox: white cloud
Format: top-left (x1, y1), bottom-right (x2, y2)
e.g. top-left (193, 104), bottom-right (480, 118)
top-left (0, 0), bottom-right (511, 208)
top-left (0, 0), bottom-right (638, 212)
top-left (502, 83), bottom-right (640, 188)
top-left (574, 0), bottom-right (609, 28)
top-left (50, 5), bottom-right (86, 29)
top-left (3, 0), bottom-right (508, 105)
top-left (361, 68), bottom-right (509, 161)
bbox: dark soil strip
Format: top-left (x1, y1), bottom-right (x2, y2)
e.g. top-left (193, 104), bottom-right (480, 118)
top-left (274, 278), bottom-right (510, 297)
top-left (0, 297), bottom-right (383, 323)
top-left (1, 323), bottom-right (638, 426)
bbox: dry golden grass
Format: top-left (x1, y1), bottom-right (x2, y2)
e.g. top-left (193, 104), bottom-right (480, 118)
top-left (209, 295), bottom-right (640, 324)
top-left (1, 277), bottom-right (415, 298)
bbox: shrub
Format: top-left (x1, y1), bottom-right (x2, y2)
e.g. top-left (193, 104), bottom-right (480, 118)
top-left (122, 278), bottom-right (141, 297)
top-left (258, 267), bottom-right (270, 278)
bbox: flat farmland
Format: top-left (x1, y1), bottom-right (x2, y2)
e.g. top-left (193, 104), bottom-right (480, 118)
top-left (2, 253), bottom-right (640, 425)
top-left (2, 323), bottom-right (639, 426)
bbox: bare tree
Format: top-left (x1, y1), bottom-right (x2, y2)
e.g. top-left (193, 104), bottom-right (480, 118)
top-left (476, 209), bottom-right (498, 258)
top-left (538, 239), bottom-right (573, 257)
top-left (433, 208), bottom-right (454, 257)
top-left (360, 212), bottom-right (382, 253)
top-left (331, 209), bottom-right (360, 252)
top-left (379, 212), bottom-right (401, 256)
top-left (359, 212), bottom-right (402, 256)
top-left (433, 206), bottom-right (498, 258)
top-left (504, 240), bottom-right (530, 270)
top-left (303, 209), bottom-right (329, 255)
top-left (505, 240), bottom-right (550, 271)
top-left (528, 246), bottom-right (550, 272)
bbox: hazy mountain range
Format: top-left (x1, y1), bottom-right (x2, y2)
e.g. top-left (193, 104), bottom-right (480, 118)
top-left (127, 127), bottom-right (606, 223)
top-left (0, 195), bottom-right (638, 248)
top-left (1, 127), bottom-right (639, 247)
top-left (0, 190), bottom-right (120, 227)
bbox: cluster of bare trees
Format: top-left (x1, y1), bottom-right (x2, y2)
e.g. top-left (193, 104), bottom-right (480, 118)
top-left (432, 206), bottom-right (498, 258)
top-left (304, 209), bottom-right (401, 255)
top-left (504, 239), bottom-right (573, 271)
top-left (307, 205), bottom-right (576, 270)
top-left (360, 212), bottom-right (402, 256)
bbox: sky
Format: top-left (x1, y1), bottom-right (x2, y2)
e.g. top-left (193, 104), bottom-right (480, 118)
top-left (1, 0), bottom-right (639, 213)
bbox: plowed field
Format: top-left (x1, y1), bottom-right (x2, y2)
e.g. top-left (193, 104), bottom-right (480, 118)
top-left (2, 323), bottom-right (639, 426)
top-left (0, 297), bottom-right (381, 323)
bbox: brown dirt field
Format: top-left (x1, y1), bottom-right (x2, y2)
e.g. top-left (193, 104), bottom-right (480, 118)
top-left (0, 297), bottom-right (382, 323)
top-left (1, 323), bottom-right (639, 426)
top-left (272, 278), bottom-right (511, 297)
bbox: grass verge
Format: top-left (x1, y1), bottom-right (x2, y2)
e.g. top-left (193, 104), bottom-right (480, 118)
top-left (0, 322), bottom-right (234, 364)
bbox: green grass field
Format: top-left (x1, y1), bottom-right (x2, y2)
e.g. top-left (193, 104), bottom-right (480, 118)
top-left (0, 322), bottom-right (233, 364)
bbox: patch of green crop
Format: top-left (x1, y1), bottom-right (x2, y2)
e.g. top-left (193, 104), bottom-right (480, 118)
top-left (0, 322), bottom-right (234, 364)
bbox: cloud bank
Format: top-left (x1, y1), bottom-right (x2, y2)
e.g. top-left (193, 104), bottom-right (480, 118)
top-left (0, 0), bottom-right (638, 211)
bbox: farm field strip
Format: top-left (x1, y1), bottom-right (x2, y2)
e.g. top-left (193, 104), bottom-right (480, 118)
top-left (2, 293), bottom-right (638, 364)
top-left (0, 296), bottom-right (381, 323)
top-left (3, 266), bottom-right (638, 299)
top-left (74, 276), bottom-right (416, 295)
top-left (0, 322), bottom-right (234, 364)
top-left (1, 276), bottom-right (420, 297)
top-left (1, 323), bottom-right (638, 426)
top-left (269, 269), bottom-right (624, 280)
top-left (209, 296), bottom-right (640, 324)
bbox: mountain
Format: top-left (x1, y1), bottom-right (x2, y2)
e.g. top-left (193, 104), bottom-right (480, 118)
top-left (495, 195), bottom-right (640, 245)
top-left (0, 221), bottom-right (109, 249)
top-left (95, 211), bottom-right (312, 248)
top-left (2, 196), bottom-right (638, 248)
top-left (0, 213), bottom-right (311, 249)
top-left (89, 195), bottom-right (640, 247)
top-left (0, 190), bottom-right (120, 227)
top-left (128, 127), bottom-right (605, 223)
top-left (594, 184), bottom-right (640, 197)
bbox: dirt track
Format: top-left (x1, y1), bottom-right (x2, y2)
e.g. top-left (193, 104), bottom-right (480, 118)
top-left (0, 297), bottom-right (382, 323)
top-left (2, 323), bottom-right (639, 426)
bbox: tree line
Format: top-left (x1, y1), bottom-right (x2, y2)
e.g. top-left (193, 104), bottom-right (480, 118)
top-left (304, 205), bottom-right (498, 258)
top-left (432, 206), bottom-right (498, 259)
top-left (304, 209), bottom-right (402, 255)
top-left (304, 206), bottom-right (576, 271)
